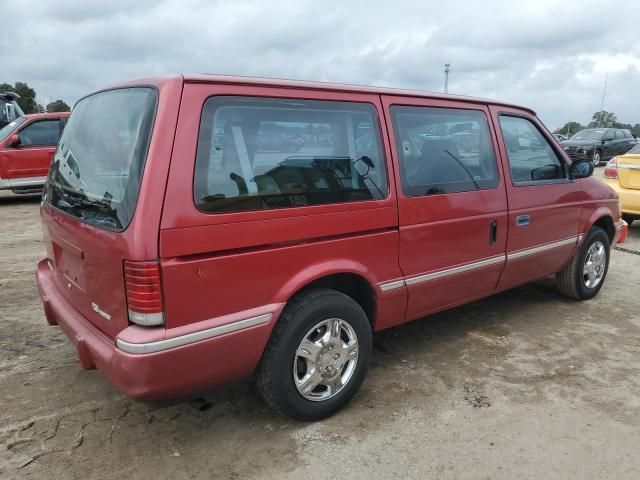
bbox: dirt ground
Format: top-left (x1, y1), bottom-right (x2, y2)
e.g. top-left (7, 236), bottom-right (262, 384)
top-left (1, 177), bottom-right (639, 480)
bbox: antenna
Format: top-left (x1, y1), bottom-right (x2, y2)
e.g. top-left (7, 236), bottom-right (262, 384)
top-left (444, 63), bottom-right (451, 94)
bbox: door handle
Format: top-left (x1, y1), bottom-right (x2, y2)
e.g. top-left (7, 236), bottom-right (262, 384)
top-left (516, 215), bottom-right (530, 227)
top-left (489, 219), bottom-right (497, 245)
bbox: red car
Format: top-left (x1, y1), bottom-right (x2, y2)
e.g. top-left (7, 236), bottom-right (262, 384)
top-left (36, 75), bottom-right (627, 421)
top-left (0, 112), bottom-right (70, 193)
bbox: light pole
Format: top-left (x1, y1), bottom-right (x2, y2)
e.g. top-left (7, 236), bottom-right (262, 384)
top-left (444, 63), bottom-right (451, 94)
top-left (598, 73), bottom-right (608, 127)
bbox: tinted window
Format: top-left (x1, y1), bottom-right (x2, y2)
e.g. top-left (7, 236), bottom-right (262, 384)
top-left (571, 129), bottom-right (605, 141)
top-left (46, 88), bottom-right (157, 231)
top-left (499, 116), bottom-right (567, 184)
top-left (194, 97), bottom-right (388, 213)
top-left (390, 106), bottom-right (498, 196)
top-left (19, 120), bottom-right (59, 146)
top-left (615, 130), bottom-right (625, 139)
top-left (604, 130), bottom-right (615, 141)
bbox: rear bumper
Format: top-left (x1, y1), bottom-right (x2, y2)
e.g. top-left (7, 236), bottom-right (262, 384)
top-left (36, 259), bottom-right (280, 401)
top-left (603, 179), bottom-right (640, 215)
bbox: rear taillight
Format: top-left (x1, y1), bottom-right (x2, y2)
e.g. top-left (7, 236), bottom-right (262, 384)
top-left (604, 157), bottom-right (618, 179)
top-left (124, 260), bottom-right (164, 326)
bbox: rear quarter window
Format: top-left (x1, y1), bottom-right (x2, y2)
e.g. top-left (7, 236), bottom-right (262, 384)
top-left (193, 96), bottom-right (388, 213)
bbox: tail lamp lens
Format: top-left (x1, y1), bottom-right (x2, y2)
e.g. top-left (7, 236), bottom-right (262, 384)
top-left (124, 260), bottom-right (164, 326)
top-left (604, 157), bottom-right (618, 179)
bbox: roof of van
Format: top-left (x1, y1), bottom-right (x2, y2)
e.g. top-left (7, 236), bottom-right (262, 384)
top-left (108, 74), bottom-right (536, 115)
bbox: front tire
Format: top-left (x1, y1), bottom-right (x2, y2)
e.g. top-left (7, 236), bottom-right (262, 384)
top-left (256, 289), bottom-right (372, 421)
top-left (622, 214), bottom-right (638, 226)
top-left (556, 227), bottom-right (610, 300)
top-left (592, 150), bottom-right (602, 167)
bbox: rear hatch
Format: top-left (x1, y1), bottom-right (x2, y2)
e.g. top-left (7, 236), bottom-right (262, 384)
top-left (618, 149), bottom-right (640, 190)
top-left (41, 87), bottom-right (157, 338)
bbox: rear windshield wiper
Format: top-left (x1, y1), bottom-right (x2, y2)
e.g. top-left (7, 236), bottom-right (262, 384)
top-left (77, 208), bottom-right (121, 229)
top-left (49, 181), bottom-right (83, 211)
top-left (49, 182), bottom-right (122, 229)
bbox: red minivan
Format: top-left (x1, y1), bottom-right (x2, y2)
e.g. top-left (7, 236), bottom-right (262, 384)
top-left (0, 112), bottom-right (70, 193)
top-left (36, 75), bottom-right (628, 420)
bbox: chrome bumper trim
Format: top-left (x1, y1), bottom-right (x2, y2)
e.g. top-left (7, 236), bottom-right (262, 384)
top-left (507, 236), bottom-right (578, 261)
top-left (0, 176), bottom-right (47, 189)
top-left (116, 313), bottom-right (272, 354)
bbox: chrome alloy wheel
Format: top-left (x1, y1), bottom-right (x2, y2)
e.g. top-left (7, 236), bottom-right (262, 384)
top-left (293, 318), bottom-right (359, 402)
top-left (583, 240), bottom-right (606, 288)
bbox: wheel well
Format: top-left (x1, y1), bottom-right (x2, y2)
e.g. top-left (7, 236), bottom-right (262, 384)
top-left (292, 273), bottom-right (377, 327)
top-left (593, 216), bottom-right (615, 243)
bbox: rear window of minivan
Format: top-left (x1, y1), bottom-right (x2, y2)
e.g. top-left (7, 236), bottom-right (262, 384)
top-left (194, 97), bottom-right (388, 213)
top-left (45, 88), bottom-right (156, 230)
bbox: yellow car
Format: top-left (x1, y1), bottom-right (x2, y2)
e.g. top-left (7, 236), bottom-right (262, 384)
top-left (603, 143), bottom-right (640, 225)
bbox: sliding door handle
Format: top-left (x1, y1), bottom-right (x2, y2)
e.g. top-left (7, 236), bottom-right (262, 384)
top-left (516, 215), bottom-right (530, 227)
top-left (489, 219), bottom-right (497, 245)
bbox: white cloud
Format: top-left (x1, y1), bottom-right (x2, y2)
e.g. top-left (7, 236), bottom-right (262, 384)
top-left (2, 0), bottom-right (639, 128)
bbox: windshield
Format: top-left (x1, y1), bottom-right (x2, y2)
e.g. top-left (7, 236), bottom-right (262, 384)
top-left (45, 87), bottom-right (157, 231)
top-left (11, 101), bottom-right (25, 117)
top-left (571, 129), bottom-right (605, 141)
top-left (0, 117), bottom-right (26, 142)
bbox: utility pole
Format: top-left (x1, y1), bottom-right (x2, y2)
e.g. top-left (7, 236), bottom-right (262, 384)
top-left (598, 73), bottom-right (608, 127)
top-left (444, 63), bottom-right (451, 94)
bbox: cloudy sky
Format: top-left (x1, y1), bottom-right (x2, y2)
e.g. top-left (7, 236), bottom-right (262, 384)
top-left (2, 0), bottom-right (639, 129)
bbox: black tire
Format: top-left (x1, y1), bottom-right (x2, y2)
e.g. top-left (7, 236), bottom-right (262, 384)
top-left (592, 150), bottom-right (602, 167)
top-left (622, 214), bottom-right (638, 226)
top-left (556, 227), bottom-right (610, 300)
top-left (256, 289), bottom-right (372, 421)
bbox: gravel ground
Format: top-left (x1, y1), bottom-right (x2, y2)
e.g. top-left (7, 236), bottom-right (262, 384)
top-left (1, 174), bottom-right (639, 479)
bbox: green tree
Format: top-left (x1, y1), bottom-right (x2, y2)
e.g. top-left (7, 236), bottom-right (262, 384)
top-left (0, 81), bottom-right (40, 113)
top-left (554, 121), bottom-right (585, 137)
top-left (589, 110), bottom-right (617, 128)
top-left (46, 99), bottom-right (70, 112)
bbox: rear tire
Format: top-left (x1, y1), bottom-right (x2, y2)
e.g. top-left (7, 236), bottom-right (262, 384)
top-left (622, 214), bottom-right (638, 226)
top-left (556, 227), bottom-right (610, 300)
top-left (256, 289), bottom-right (372, 421)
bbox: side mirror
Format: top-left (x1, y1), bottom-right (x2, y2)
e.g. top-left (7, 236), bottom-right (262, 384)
top-left (8, 134), bottom-right (20, 147)
top-left (570, 160), bottom-right (594, 179)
